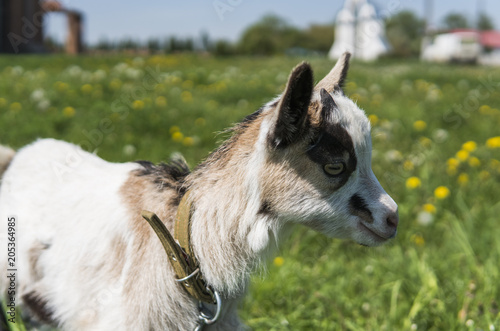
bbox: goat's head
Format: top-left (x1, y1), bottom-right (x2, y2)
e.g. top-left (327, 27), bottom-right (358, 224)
top-left (254, 53), bottom-right (398, 246)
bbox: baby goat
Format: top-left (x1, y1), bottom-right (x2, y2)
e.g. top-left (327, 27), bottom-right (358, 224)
top-left (0, 53), bottom-right (398, 330)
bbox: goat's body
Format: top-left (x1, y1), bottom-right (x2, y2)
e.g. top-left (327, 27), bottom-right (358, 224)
top-left (0, 139), bottom-right (242, 330)
top-left (0, 55), bottom-right (399, 330)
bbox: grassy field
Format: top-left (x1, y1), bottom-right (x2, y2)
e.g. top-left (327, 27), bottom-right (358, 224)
top-left (1, 54), bottom-right (500, 330)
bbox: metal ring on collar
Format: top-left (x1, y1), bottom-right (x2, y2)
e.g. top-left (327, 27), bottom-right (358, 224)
top-left (198, 288), bottom-right (221, 325)
top-left (175, 268), bottom-right (200, 282)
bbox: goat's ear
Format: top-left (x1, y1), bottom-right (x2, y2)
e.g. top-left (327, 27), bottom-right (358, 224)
top-left (319, 88), bottom-right (339, 125)
top-left (315, 52), bottom-right (351, 94)
top-left (268, 62), bottom-right (313, 149)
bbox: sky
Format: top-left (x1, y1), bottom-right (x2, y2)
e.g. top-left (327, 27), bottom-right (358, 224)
top-left (45, 0), bottom-right (500, 45)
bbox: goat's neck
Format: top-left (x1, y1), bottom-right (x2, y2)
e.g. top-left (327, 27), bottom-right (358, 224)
top-left (186, 122), bottom-right (281, 297)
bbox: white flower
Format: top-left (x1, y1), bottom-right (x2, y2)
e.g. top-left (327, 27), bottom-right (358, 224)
top-left (37, 99), bottom-right (51, 111)
top-left (67, 65), bottom-right (83, 77)
top-left (122, 144), bottom-right (136, 156)
top-left (417, 211), bottom-right (434, 226)
top-left (92, 69), bottom-right (107, 81)
top-left (11, 66), bottom-right (24, 76)
top-left (432, 129), bottom-right (449, 143)
top-left (30, 89), bottom-right (45, 102)
top-left (385, 150), bottom-right (403, 162)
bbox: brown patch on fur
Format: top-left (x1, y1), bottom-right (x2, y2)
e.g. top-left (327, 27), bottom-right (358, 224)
top-left (119, 168), bottom-right (184, 298)
top-left (106, 236), bottom-right (128, 278)
top-left (0, 146), bottom-right (15, 178)
top-left (22, 291), bottom-right (54, 324)
top-left (28, 241), bottom-right (50, 281)
top-left (194, 107), bottom-right (266, 179)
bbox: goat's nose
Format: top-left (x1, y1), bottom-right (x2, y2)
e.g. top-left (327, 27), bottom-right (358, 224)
top-left (386, 211), bottom-right (399, 229)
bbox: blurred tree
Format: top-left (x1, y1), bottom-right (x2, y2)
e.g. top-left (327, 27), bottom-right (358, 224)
top-left (300, 24), bottom-right (334, 54)
top-left (477, 13), bottom-right (495, 30)
top-left (385, 11), bottom-right (425, 57)
top-left (443, 13), bottom-right (469, 30)
top-left (184, 38), bottom-right (194, 52)
top-left (95, 38), bottom-right (113, 51)
top-left (117, 38), bottom-right (139, 51)
top-left (147, 38), bottom-right (161, 53)
top-left (200, 30), bottom-right (211, 52)
top-left (238, 14), bottom-right (303, 55)
top-left (213, 39), bottom-right (235, 56)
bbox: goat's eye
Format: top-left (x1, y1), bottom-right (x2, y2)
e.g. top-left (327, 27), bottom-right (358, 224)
top-left (324, 162), bottom-right (345, 176)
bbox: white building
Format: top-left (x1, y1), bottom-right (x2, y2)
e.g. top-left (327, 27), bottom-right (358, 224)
top-left (329, 0), bottom-right (391, 61)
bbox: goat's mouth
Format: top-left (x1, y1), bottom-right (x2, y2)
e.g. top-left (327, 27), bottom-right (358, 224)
top-left (357, 222), bottom-right (394, 244)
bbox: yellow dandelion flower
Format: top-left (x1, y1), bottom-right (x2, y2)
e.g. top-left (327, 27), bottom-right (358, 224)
top-left (183, 137), bottom-right (194, 147)
top-left (457, 173), bottom-right (469, 185)
top-left (62, 106), bottom-right (76, 118)
top-left (479, 170), bottom-right (490, 181)
top-left (172, 131), bottom-right (184, 142)
top-left (447, 158), bottom-right (459, 175)
top-left (273, 256), bottom-right (285, 267)
top-left (461, 141), bottom-right (477, 152)
top-left (413, 120), bottom-right (427, 131)
top-left (370, 100), bottom-right (381, 108)
top-left (411, 234), bottom-right (425, 246)
top-left (181, 91), bottom-right (192, 103)
top-left (109, 79), bottom-right (122, 91)
top-left (169, 126), bottom-right (180, 134)
top-left (486, 136), bottom-right (500, 149)
top-left (406, 176), bottom-right (421, 189)
top-left (456, 150), bottom-right (469, 162)
top-left (154, 83), bottom-right (165, 93)
top-left (215, 81), bottom-right (227, 92)
top-left (132, 100), bottom-right (145, 110)
top-left (350, 93), bottom-right (362, 101)
top-left (345, 81), bottom-right (357, 90)
top-left (81, 84), bottom-right (93, 94)
top-left (479, 105), bottom-right (491, 114)
top-left (9, 102), bottom-right (22, 112)
top-left (447, 166), bottom-right (458, 176)
top-left (468, 157), bottom-right (480, 168)
top-left (368, 114), bottom-right (379, 126)
top-left (55, 81), bottom-right (69, 92)
top-left (195, 117), bottom-right (206, 126)
top-left (490, 159), bottom-right (500, 172)
top-left (403, 160), bottom-right (414, 171)
top-left (415, 79), bottom-right (429, 92)
top-left (206, 100), bottom-right (218, 110)
top-left (434, 186), bottom-right (450, 199)
top-left (423, 203), bottom-right (436, 214)
top-left (155, 96), bottom-right (167, 107)
top-left (182, 80), bottom-right (194, 89)
top-left (0, 97), bottom-right (6, 107)
top-left (447, 158), bottom-right (460, 167)
top-left (419, 137), bottom-right (432, 147)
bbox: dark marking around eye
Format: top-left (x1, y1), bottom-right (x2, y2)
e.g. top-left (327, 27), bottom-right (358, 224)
top-left (306, 122), bottom-right (357, 184)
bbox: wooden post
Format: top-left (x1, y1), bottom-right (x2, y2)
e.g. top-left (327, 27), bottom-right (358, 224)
top-left (66, 11), bottom-right (83, 54)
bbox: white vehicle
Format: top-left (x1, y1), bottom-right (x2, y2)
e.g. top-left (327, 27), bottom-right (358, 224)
top-left (421, 31), bottom-right (481, 63)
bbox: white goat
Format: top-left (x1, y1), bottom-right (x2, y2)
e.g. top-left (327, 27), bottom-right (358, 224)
top-left (0, 53), bottom-right (398, 331)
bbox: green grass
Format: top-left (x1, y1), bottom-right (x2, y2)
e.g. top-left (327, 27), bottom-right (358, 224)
top-left (1, 54), bottom-right (500, 330)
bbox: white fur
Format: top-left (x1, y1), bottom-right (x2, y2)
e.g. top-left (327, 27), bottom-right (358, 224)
top-left (0, 139), bottom-right (141, 330)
